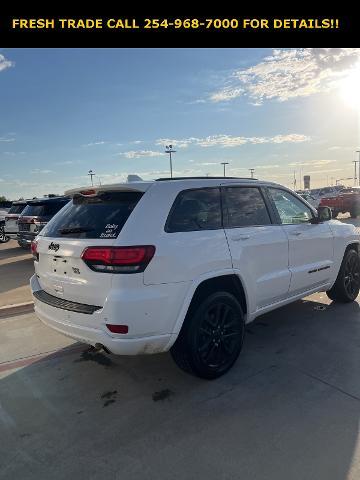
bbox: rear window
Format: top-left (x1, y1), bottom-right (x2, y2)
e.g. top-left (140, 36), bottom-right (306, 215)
top-left (21, 200), bottom-right (68, 217)
top-left (8, 204), bottom-right (26, 214)
top-left (40, 191), bottom-right (143, 239)
top-left (166, 188), bottom-right (222, 233)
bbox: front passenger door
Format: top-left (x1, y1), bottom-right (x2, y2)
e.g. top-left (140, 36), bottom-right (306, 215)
top-left (267, 188), bottom-right (334, 296)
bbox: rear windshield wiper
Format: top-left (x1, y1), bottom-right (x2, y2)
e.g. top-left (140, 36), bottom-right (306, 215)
top-left (59, 226), bottom-right (94, 234)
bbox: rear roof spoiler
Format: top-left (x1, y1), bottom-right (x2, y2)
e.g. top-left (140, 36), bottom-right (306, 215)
top-left (65, 182), bottom-right (154, 197)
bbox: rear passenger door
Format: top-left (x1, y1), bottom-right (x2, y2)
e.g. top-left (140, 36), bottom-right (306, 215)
top-left (145, 187), bottom-right (232, 285)
top-left (222, 186), bottom-right (290, 312)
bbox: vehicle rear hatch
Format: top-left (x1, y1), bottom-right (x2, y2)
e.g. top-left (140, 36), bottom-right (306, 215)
top-left (5, 214), bottom-right (21, 232)
top-left (5, 204), bottom-right (27, 232)
top-left (19, 199), bottom-right (69, 234)
top-left (35, 185), bottom-right (151, 307)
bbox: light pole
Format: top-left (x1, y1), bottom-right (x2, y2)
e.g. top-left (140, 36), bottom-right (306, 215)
top-left (88, 169), bottom-right (95, 186)
top-left (221, 162), bottom-right (229, 177)
top-left (356, 151), bottom-right (360, 186)
top-left (165, 145), bottom-right (176, 178)
top-left (249, 168), bottom-right (255, 179)
top-left (353, 160), bottom-right (358, 186)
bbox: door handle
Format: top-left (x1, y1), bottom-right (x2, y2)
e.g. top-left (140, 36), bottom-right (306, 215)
top-left (230, 234), bottom-right (252, 241)
top-left (290, 231), bottom-right (302, 236)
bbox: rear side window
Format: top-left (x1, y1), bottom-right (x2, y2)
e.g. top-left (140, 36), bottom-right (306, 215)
top-left (41, 191), bottom-right (143, 239)
top-left (166, 188), bottom-right (222, 233)
top-left (224, 187), bottom-right (271, 227)
top-left (8, 204), bottom-right (26, 214)
top-left (21, 201), bottom-right (68, 217)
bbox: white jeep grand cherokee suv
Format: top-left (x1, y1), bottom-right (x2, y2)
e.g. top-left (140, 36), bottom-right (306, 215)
top-left (30, 177), bottom-right (360, 379)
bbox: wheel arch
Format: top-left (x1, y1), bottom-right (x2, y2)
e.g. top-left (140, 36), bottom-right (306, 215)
top-left (170, 272), bottom-right (249, 345)
top-left (345, 242), bottom-right (359, 254)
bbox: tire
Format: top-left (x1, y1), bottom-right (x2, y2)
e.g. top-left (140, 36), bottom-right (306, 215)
top-left (350, 209), bottom-right (359, 219)
top-left (0, 226), bottom-right (10, 243)
top-left (171, 291), bottom-right (245, 379)
top-left (326, 249), bottom-right (360, 303)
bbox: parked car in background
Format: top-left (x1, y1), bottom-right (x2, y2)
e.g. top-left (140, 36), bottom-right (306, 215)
top-left (297, 191), bottom-right (319, 208)
top-left (319, 187), bottom-right (360, 218)
top-left (310, 186), bottom-right (344, 204)
top-left (4, 200), bottom-right (27, 240)
top-left (0, 205), bottom-right (11, 243)
top-left (0, 207), bottom-right (10, 222)
top-left (18, 196), bottom-right (69, 248)
top-left (30, 177), bottom-right (360, 379)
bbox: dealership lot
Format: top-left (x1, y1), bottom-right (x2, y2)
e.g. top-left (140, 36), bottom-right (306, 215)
top-left (1, 218), bottom-right (360, 479)
top-left (0, 240), bottom-right (32, 308)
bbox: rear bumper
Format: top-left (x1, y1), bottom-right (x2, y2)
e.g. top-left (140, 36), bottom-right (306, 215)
top-left (5, 232), bottom-right (18, 239)
top-left (30, 274), bottom-right (185, 355)
top-left (17, 233), bottom-right (36, 245)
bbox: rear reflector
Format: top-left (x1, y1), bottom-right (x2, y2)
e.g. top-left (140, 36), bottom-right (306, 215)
top-left (106, 324), bottom-right (129, 334)
top-left (81, 245), bottom-right (155, 273)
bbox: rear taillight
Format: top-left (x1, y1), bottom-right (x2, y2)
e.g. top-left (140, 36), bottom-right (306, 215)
top-left (31, 240), bottom-right (39, 261)
top-left (81, 246), bottom-right (155, 273)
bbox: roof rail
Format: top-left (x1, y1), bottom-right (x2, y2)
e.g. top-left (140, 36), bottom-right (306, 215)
top-left (155, 176), bottom-right (258, 181)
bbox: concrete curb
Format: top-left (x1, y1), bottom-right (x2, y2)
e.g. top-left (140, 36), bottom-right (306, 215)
top-left (0, 301), bottom-right (34, 318)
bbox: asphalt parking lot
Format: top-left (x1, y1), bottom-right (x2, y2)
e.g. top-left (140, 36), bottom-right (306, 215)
top-left (0, 240), bottom-right (32, 308)
top-left (1, 220), bottom-right (360, 480)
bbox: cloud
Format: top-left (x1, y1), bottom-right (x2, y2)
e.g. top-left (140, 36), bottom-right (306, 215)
top-left (31, 169), bottom-right (54, 174)
top-left (0, 54), bottom-right (14, 73)
top-left (288, 159), bottom-right (336, 167)
top-left (82, 141), bottom-right (106, 147)
top-left (121, 150), bottom-right (166, 159)
top-left (254, 164), bottom-right (280, 169)
top-left (0, 137), bottom-right (15, 143)
top-left (210, 88), bottom-right (244, 102)
top-left (209, 48), bottom-right (360, 104)
top-left (156, 138), bottom-right (199, 149)
top-left (2, 151), bottom-right (26, 156)
top-left (157, 133), bottom-right (309, 149)
top-left (55, 159), bottom-right (83, 166)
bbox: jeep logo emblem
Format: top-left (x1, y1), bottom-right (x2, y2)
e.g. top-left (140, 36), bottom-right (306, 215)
top-left (48, 242), bottom-right (60, 252)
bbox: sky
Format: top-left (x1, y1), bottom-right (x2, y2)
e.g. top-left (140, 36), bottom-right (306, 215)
top-left (0, 48), bottom-right (360, 200)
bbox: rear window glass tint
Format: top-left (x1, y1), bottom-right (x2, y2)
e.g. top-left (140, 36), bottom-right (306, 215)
top-left (224, 187), bottom-right (271, 227)
top-left (166, 188), bottom-right (222, 232)
top-left (8, 204), bottom-right (26, 214)
top-left (41, 191), bottom-right (143, 239)
top-left (22, 200), bottom-right (68, 217)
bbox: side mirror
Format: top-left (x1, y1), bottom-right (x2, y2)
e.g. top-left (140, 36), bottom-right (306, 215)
top-left (311, 206), bottom-right (332, 223)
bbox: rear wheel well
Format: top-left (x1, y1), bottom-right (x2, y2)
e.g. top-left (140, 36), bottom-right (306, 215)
top-left (345, 243), bottom-right (359, 254)
top-left (185, 275), bottom-right (247, 322)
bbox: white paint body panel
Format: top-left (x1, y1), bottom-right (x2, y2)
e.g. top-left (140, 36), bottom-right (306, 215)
top-left (30, 179), bottom-right (360, 355)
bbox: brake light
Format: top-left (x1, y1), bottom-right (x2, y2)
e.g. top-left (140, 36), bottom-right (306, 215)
top-left (31, 240), bottom-right (39, 261)
top-left (81, 246), bottom-right (155, 273)
top-left (80, 189), bottom-right (96, 196)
